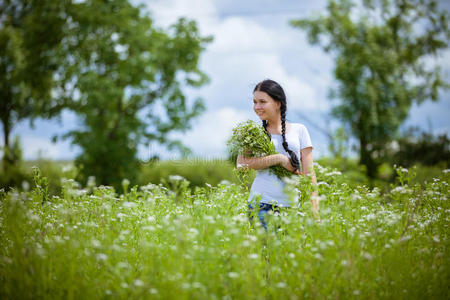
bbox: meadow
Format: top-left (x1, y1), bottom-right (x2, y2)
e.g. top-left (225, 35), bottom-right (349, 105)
top-left (0, 163), bottom-right (448, 299)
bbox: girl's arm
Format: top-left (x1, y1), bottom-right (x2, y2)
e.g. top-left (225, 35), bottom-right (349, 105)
top-left (300, 147), bottom-right (319, 213)
top-left (237, 154), bottom-right (295, 171)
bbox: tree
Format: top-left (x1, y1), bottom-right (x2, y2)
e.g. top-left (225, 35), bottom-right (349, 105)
top-left (55, 0), bottom-right (212, 190)
top-left (0, 0), bottom-right (68, 173)
top-left (290, 0), bottom-right (449, 179)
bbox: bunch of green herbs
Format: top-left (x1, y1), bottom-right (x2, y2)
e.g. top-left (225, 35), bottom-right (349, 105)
top-left (227, 120), bottom-right (293, 179)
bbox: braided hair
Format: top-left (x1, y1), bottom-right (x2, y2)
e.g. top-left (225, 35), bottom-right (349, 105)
top-left (254, 79), bottom-right (300, 172)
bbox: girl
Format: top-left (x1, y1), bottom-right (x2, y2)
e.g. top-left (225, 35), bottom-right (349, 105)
top-left (237, 79), bottom-right (319, 230)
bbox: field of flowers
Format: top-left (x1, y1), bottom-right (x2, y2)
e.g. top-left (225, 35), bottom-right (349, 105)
top-left (0, 164), bottom-right (448, 299)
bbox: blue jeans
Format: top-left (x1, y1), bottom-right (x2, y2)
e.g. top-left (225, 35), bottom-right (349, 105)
top-left (248, 202), bottom-right (281, 231)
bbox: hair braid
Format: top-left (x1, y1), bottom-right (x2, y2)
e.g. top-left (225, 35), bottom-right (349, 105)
top-left (280, 103), bottom-right (300, 172)
top-left (262, 120), bottom-right (271, 139)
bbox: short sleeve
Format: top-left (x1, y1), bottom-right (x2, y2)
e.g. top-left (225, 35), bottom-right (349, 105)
top-left (299, 124), bottom-right (313, 150)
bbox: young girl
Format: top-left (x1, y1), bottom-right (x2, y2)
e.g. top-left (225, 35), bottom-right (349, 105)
top-left (237, 79), bottom-right (319, 230)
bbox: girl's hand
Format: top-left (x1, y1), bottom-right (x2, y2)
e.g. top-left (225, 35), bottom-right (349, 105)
top-left (278, 154), bottom-right (298, 173)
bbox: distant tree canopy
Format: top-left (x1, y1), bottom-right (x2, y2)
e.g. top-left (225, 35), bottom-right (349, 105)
top-left (0, 0), bottom-right (68, 172)
top-left (291, 0), bottom-right (449, 179)
top-left (55, 0), bottom-right (212, 190)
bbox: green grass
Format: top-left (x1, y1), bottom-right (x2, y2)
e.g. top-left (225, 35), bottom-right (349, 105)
top-left (0, 164), bottom-right (448, 299)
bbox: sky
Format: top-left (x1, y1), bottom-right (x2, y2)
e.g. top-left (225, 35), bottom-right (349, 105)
top-left (6, 0), bottom-right (450, 161)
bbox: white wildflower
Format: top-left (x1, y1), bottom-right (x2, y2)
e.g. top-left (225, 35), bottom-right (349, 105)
top-left (142, 225), bottom-right (156, 232)
top-left (325, 170), bottom-right (342, 176)
top-left (96, 253), bottom-right (108, 261)
top-left (351, 194), bottom-right (362, 201)
top-left (362, 252), bottom-right (373, 261)
top-left (397, 235), bottom-right (411, 244)
top-left (117, 212), bottom-right (127, 219)
top-left (203, 215), bottom-right (215, 224)
top-left (62, 164), bottom-right (74, 173)
top-left (241, 240), bottom-right (251, 247)
top-left (121, 282), bottom-right (129, 289)
top-left (366, 213), bottom-right (376, 221)
top-left (168, 175), bottom-right (184, 181)
top-left (189, 228), bottom-right (199, 236)
top-left (117, 262), bottom-right (130, 269)
top-left (391, 186), bottom-right (409, 194)
top-left (123, 201), bottom-right (136, 208)
top-left (87, 176), bottom-right (96, 188)
top-left (21, 181), bottom-right (30, 191)
top-left (181, 283), bottom-right (191, 289)
top-left (192, 282), bottom-right (203, 289)
top-left (91, 239), bottom-right (101, 248)
top-left (134, 279), bottom-right (144, 287)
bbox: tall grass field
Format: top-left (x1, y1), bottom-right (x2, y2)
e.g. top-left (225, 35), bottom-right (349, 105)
top-left (0, 164), bottom-right (448, 299)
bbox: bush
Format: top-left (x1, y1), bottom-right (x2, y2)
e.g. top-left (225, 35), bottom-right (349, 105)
top-left (1, 158), bottom-right (77, 195)
top-left (138, 158), bottom-right (239, 188)
top-left (391, 128), bottom-right (450, 167)
top-left (0, 136), bottom-right (30, 192)
top-left (316, 156), bottom-right (370, 187)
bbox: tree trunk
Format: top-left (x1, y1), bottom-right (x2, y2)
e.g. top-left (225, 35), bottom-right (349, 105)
top-left (359, 134), bottom-right (377, 180)
top-left (2, 119), bottom-right (10, 174)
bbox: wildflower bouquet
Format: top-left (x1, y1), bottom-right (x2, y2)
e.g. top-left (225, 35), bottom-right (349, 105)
top-left (226, 120), bottom-right (293, 179)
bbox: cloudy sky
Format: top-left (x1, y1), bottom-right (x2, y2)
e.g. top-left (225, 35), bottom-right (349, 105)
top-left (8, 0), bottom-right (450, 161)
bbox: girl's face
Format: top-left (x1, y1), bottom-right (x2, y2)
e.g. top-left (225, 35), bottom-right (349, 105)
top-left (253, 90), bottom-right (280, 121)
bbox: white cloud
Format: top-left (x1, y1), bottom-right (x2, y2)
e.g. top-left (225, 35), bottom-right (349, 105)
top-left (19, 136), bottom-right (77, 160)
top-left (196, 51), bottom-right (328, 112)
top-left (173, 107), bottom-right (254, 158)
top-left (244, 53), bottom-right (321, 111)
top-left (140, 0), bottom-right (218, 29)
top-left (209, 16), bottom-right (276, 53)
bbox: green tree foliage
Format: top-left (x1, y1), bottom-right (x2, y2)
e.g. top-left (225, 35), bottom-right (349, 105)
top-left (53, 0), bottom-right (212, 190)
top-left (290, 0), bottom-right (449, 179)
top-left (0, 0), bottom-right (68, 173)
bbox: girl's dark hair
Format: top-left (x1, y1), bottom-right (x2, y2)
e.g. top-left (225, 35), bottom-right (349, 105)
top-left (254, 79), bottom-right (300, 172)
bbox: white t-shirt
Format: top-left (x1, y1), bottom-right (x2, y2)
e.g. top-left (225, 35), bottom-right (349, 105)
top-left (248, 123), bottom-right (313, 208)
